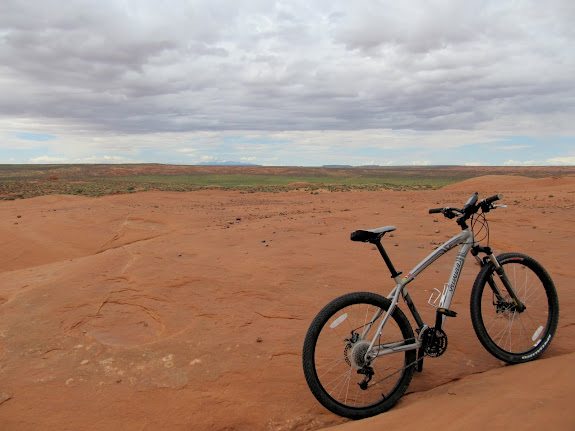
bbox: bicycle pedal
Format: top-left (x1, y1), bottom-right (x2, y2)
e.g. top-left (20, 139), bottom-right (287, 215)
top-left (437, 308), bottom-right (457, 317)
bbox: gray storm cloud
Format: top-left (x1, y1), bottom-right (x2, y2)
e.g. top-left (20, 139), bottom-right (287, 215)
top-left (0, 0), bottom-right (574, 137)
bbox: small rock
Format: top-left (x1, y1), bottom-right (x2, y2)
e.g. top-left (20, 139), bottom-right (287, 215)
top-left (548, 194), bottom-right (554, 198)
top-left (433, 219), bottom-right (438, 223)
top-left (256, 337), bottom-right (263, 343)
top-left (0, 392), bottom-right (12, 405)
top-left (17, 215), bottom-right (21, 218)
top-left (435, 229), bottom-right (440, 233)
top-left (389, 233), bottom-right (394, 237)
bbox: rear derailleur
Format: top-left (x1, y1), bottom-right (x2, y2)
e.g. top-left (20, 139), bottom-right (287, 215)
top-left (357, 365), bottom-right (374, 390)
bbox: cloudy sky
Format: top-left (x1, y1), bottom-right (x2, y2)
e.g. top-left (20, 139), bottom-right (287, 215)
top-left (1, 0), bottom-right (574, 166)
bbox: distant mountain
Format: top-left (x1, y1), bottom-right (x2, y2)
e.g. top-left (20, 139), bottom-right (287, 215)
top-left (322, 165), bottom-right (353, 168)
top-left (196, 161), bottom-right (261, 166)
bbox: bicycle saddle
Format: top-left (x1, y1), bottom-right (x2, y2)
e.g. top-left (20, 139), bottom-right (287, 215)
top-left (350, 226), bottom-right (396, 243)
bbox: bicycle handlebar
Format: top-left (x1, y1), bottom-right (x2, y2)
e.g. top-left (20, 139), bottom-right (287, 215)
top-left (428, 193), bottom-right (504, 226)
top-left (483, 193), bottom-right (503, 206)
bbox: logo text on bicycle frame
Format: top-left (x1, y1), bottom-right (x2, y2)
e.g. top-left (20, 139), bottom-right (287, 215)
top-left (449, 260), bottom-right (463, 291)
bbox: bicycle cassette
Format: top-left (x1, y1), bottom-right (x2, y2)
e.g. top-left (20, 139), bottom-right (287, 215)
top-left (422, 328), bottom-right (448, 358)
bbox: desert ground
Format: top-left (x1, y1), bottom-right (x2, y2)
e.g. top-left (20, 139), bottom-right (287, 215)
top-left (0, 174), bottom-right (574, 430)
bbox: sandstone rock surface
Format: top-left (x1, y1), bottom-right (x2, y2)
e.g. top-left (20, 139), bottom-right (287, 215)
top-left (1, 176), bottom-right (574, 430)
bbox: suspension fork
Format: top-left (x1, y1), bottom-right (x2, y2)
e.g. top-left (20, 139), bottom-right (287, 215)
top-left (487, 254), bottom-right (526, 311)
top-left (473, 246), bottom-right (526, 312)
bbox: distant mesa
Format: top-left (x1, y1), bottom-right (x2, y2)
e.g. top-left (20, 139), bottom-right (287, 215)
top-left (322, 165), bottom-right (353, 168)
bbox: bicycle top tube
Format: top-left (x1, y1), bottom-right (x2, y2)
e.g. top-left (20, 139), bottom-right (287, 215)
top-left (399, 229), bottom-right (474, 287)
top-left (350, 192), bottom-right (504, 290)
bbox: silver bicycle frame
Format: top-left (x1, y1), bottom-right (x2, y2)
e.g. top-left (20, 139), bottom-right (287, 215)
top-left (364, 228), bottom-right (476, 359)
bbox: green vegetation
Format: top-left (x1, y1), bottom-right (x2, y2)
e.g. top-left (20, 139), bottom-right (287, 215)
top-left (105, 174), bottom-right (455, 187)
top-left (1, 164), bottom-right (571, 200)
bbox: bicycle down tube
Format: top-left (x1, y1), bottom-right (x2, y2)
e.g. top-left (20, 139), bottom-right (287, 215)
top-left (367, 229), bottom-right (475, 358)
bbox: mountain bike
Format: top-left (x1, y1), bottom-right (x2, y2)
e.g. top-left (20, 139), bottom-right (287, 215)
top-left (302, 192), bottom-right (559, 419)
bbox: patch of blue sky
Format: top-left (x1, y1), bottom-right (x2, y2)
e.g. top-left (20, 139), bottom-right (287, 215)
top-left (439, 136), bottom-right (569, 165)
top-left (428, 145), bottom-right (487, 165)
top-left (137, 148), bottom-right (175, 163)
top-left (16, 133), bottom-right (56, 141)
top-left (548, 136), bottom-right (575, 146)
top-left (0, 148), bottom-right (49, 163)
top-left (323, 146), bottom-right (400, 166)
top-left (203, 136), bottom-right (291, 162)
top-left (488, 135), bottom-right (538, 150)
top-left (352, 147), bottom-right (382, 157)
top-left (538, 136), bottom-right (575, 153)
top-left (497, 136), bottom-right (574, 161)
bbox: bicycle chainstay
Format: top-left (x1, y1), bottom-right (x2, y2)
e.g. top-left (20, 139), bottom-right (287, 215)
top-left (360, 329), bottom-right (445, 389)
top-left (358, 336), bottom-right (421, 389)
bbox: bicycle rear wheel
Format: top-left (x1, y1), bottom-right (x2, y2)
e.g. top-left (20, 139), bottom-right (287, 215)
top-left (470, 253), bottom-right (559, 363)
top-left (302, 292), bottom-right (416, 419)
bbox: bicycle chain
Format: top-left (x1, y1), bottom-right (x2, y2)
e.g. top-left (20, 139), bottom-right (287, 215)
top-left (363, 336), bottom-right (427, 389)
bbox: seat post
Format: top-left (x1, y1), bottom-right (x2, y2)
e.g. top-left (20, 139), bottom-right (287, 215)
top-left (374, 240), bottom-right (402, 278)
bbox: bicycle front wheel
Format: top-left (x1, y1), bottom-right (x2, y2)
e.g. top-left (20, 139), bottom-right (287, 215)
top-left (470, 253), bottom-right (559, 363)
top-left (302, 292), bottom-right (416, 419)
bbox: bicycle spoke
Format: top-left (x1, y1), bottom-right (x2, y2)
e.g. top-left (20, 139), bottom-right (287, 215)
top-left (473, 257), bottom-right (556, 359)
top-left (307, 294), bottom-right (415, 410)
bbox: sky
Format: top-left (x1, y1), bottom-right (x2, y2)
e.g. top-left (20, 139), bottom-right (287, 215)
top-left (1, 0), bottom-right (574, 167)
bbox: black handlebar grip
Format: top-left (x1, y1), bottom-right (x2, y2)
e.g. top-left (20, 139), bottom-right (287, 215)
top-left (484, 193), bottom-right (503, 205)
top-left (428, 208), bottom-right (443, 214)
